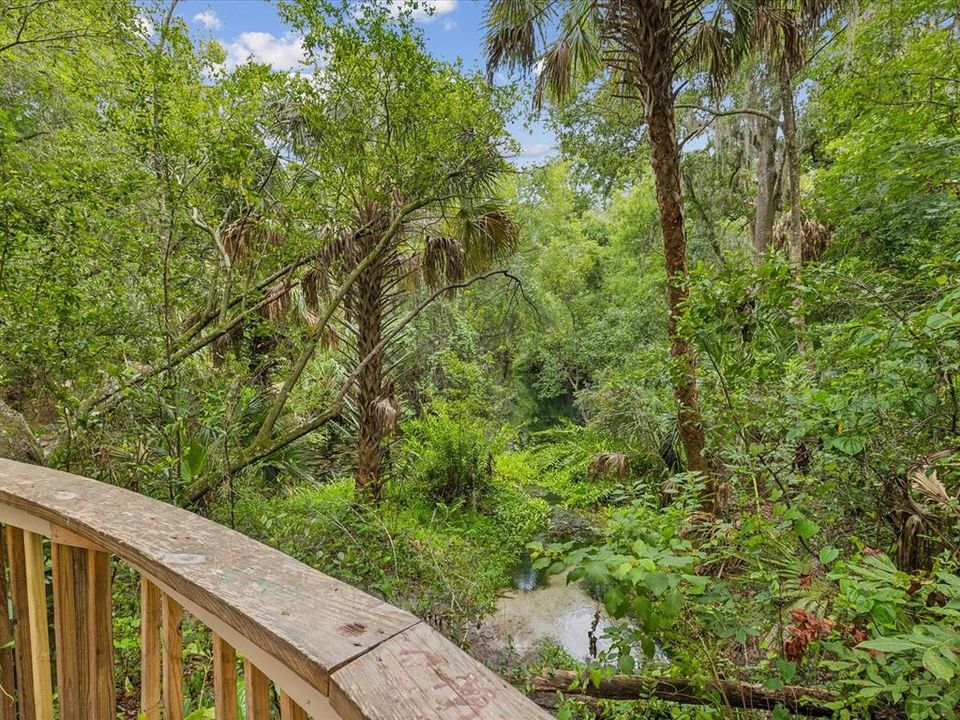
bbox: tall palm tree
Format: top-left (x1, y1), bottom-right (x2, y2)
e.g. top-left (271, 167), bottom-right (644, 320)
top-left (303, 197), bottom-right (518, 499)
top-left (751, 0), bottom-right (845, 356)
top-left (486, 0), bottom-right (758, 508)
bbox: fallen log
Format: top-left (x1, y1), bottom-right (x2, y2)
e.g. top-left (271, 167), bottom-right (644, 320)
top-left (531, 670), bottom-right (840, 717)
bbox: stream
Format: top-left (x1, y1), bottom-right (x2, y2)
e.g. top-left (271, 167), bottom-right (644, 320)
top-left (478, 554), bottom-right (617, 663)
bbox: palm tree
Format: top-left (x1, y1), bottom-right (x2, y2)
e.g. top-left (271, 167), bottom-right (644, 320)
top-left (302, 197), bottom-right (518, 499)
top-left (486, 0), bottom-right (758, 508)
top-left (751, 0), bottom-right (845, 356)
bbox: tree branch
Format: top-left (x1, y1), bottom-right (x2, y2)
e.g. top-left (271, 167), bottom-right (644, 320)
top-left (676, 104), bottom-right (781, 125)
top-left (531, 670), bottom-right (843, 718)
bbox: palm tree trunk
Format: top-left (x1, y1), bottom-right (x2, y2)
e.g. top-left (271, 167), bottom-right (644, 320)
top-left (646, 83), bottom-right (712, 499)
top-left (780, 70), bottom-right (808, 354)
top-left (353, 241), bottom-right (386, 500)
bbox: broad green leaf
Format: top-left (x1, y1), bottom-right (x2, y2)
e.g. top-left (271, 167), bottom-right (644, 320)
top-left (832, 436), bottom-right (865, 455)
top-left (922, 647), bottom-right (956, 681)
top-left (603, 586), bottom-right (628, 618)
top-left (661, 589), bottom-right (684, 617)
top-left (857, 637), bottom-right (922, 653)
top-left (795, 518), bottom-right (820, 540)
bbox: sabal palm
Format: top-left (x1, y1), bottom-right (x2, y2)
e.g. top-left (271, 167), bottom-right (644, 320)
top-left (751, 0), bottom-right (844, 264)
top-left (487, 0), bottom-right (766, 505)
top-left (303, 195), bottom-right (518, 498)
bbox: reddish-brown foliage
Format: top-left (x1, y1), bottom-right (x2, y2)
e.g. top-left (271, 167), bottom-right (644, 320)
top-left (783, 609), bottom-right (835, 662)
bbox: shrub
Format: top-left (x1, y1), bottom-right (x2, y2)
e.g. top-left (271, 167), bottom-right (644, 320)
top-left (398, 400), bottom-right (501, 508)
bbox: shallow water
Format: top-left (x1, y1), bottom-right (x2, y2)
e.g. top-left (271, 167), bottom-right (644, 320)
top-left (482, 572), bottom-right (616, 662)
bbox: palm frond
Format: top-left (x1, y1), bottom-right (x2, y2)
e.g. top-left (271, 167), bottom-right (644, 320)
top-left (484, 0), bottom-right (553, 78)
top-left (533, 1), bottom-right (601, 107)
top-left (750, 3), bottom-right (805, 74)
top-left (422, 235), bottom-right (466, 288)
top-left (454, 201), bottom-right (519, 272)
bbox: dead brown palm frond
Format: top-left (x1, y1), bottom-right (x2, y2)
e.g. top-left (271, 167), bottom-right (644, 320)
top-left (220, 215), bottom-right (250, 264)
top-left (301, 265), bottom-right (330, 311)
top-left (909, 447), bottom-right (960, 513)
top-left (422, 236), bottom-right (466, 288)
top-left (220, 210), bottom-right (283, 264)
top-left (751, 4), bottom-right (806, 75)
top-left (211, 324), bottom-right (243, 364)
top-left (317, 226), bottom-right (361, 271)
top-left (373, 396), bottom-right (398, 435)
top-left (773, 210), bottom-right (831, 262)
top-left (588, 452), bottom-right (629, 480)
top-left (911, 468), bottom-right (952, 509)
top-left (320, 323), bottom-right (339, 350)
top-left (259, 281), bottom-right (291, 322)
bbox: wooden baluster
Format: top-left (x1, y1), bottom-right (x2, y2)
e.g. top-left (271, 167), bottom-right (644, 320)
top-left (16, 530), bottom-right (53, 720)
top-left (0, 529), bottom-right (16, 720)
top-left (51, 543), bottom-right (88, 720)
top-left (6, 527), bottom-right (35, 720)
top-left (86, 549), bottom-right (115, 717)
top-left (212, 634), bottom-right (238, 720)
top-left (140, 579), bottom-right (162, 720)
top-left (52, 543), bottom-right (115, 720)
top-left (161, 593), bottom-right (184, 720)
top-left (243, 660), bottom-right (270, 720)
top-left (279, 691), bottom-right (308, 720)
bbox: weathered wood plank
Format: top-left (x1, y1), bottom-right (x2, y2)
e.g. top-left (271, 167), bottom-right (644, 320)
top-left (0, 460), bottom-right (417, 697)
top-left (162, 593), bottom-right (184, 720)
top-left (140, 578), bottom-right (162, 720)
top-left (330, 622), bottom-right (553, 720)
top-left (243, 660), bottom-right (270, 720)
top-left (213, 634), bottom-right (238, 720)
top-left (86, 549), bottom-right (115, 718)
top-left (51, 543), bottom-right (91, 720)
top-left (280, 690), bottom-right (308, 720)
top-left (51, 544), bottom-right (114, 718)
top-left (0, 529), bottom-right (16, 720)
top-left (22, 531), bottom-right (53, 720)
top-left (6, 526), bottom-right (35, 720)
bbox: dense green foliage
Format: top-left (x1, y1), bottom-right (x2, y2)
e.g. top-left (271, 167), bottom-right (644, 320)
top-left (2, 0), bottom-right (960, 718)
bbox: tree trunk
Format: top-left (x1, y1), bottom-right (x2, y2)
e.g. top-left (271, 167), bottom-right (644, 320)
top-left (531, 670), bottom-right (844, 718)
top-left (646, 83), bottom-right (711, 500)
top-left (780, 70), bottom-right (808, 354)
top-left (753, 102), bottom-right (780, 259)
top-left (353, 235), bottom-right (387, 500)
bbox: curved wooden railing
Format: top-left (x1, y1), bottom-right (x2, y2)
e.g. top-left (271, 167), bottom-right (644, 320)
top-left (0, 459), bottom-right (550, 720)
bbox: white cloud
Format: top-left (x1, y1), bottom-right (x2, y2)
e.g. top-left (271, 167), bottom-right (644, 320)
top-left (193, 9), bottom-right (222, 30)
top-left (442, 18), bottom-right (457, 31)
top-left (519, 142), bottom-right (554, 159)
top-left (134, 13), bottom-right (155, 39)
top-left (389, 0), bottom-right (457, 22)
top-left (225, 32), bottom-right (307, 72)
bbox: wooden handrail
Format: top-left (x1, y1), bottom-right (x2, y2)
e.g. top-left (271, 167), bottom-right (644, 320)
top-left (0, 459), bottom-right (551, 719)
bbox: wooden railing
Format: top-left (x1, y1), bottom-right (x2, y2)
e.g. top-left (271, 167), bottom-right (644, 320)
top-left (0, 459), bottom-right (551, 719)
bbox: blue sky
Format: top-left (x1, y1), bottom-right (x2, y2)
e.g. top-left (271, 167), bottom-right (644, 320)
top-left (174, 0), bottom-right (556, 163)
